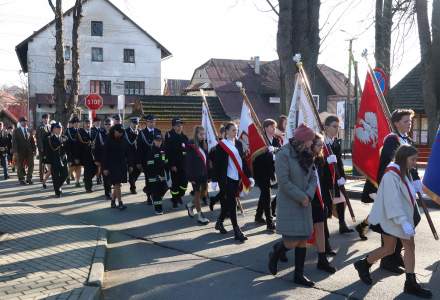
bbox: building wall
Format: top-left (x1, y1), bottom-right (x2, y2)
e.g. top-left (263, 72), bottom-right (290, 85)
top-left (142, 120), bottom-right (226, 137)
top-left (27, 0), bottom-right (162, 98)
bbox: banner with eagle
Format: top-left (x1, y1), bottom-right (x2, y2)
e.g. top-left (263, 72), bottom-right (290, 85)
top-left (352, 70), bottom-right (391, 185)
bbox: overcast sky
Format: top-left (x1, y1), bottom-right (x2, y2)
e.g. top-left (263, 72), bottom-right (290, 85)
top-left (0, 0), bottom-right (423, 89)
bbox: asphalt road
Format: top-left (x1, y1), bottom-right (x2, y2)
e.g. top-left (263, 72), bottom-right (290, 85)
top-left (2, 176), bottom-right (439, 300)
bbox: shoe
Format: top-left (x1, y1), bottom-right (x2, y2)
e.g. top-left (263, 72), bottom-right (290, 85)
top-left (279, 248), bottom-right (288, 263)
top-left (233, 226), bottom-right (247, 243)
top-left (255, 216), bottom-right (266, 225)
top-left (355, 223), bottom-right (369, 241)
top-left (42, 183), bottom-right (47, 189)
top-left (202, 196), bottom-right (208, 206)
top-left (186, 202), bottom-right (195, 218)
top-left (66, 178), bottom-right (70, 185)
top-left (325, 248), bottom-right (337, 257)
top-left (19, 180), bottom-right (26, 185)
top-left (86, 189), bottom-right (93, 193)
top-left (178, 198), bottom-right (183, 205)
top-left (268, 242), bottom-right (285, 275)
top-left (111, 201), bottom-right (117, 209)
top-left (172, 200), bottom-right (178, 209)
top-left (75, 182), bottom-right (81, 188)
top-left (215, 220), bottom-right (227, 234)
top-left (96, 177), bottom-right (102, 185)
top-left (105, 193), bottom-right (112, 200)
top-left (54, 193), bottom-right (61, 198)
top-left (354, 258), bottom-right (373, 285)
top-left (404, 273), bottom-right (432, 298)
top-left (4, 175), bottom-right (9, 180)
top-left (380, 259), bottom-right (405, 274)
top-left (155, 206), bottom-right (164, 215)
top-left (294, 273), bottom-right (315, 287)
top-left (130, 188), bottom-right (137, 195)
top-left (26, 180), bottom-right (33, 185)
top-left (209, 198), bottom-right (216, 211)
top-left (118, 202), bottom-right (127, 210)
top-left (146, 196), bottom-right (153, 205)
top-left (339, 225), bottom-right (354, 234)
top-left (197, 213), bottom-right (209, 225)
top-left (317, 254), bottom-right (336, 274)
top-left (267, 221), bottom-right (276, 232)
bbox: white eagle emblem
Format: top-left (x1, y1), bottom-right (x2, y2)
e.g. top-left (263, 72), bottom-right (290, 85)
top-left (355, 112), bottom-right (378, 147)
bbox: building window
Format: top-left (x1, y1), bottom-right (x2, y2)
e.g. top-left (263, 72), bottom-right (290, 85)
top-left (91, 47), bottom-right (103, 62)
top-left (123, 49), bottom-right (135, 63)
top-left (90, 80), bottom-right (111, 95)
top-left (124, 81), bottom-right (145, 95)
top-left (91, 21), bottom-right (103, 36)
top-left (64, 46), bottom-right (71, 61)
top-left (66, 79), bottom-right (73, 94)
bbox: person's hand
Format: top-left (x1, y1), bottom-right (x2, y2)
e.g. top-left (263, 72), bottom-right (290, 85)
top-left (136, 164), bottom-right (142, 170)
top-left (94, 161), bottom-right (100, 166)
top-left (74, 159), bottom-right (80, 165)
top-left (249, 177), bottom-right (255, 187)
top-left (128, 166), bottom-right (133, 173)
top-left (211, 181), bottom-right (218, 191)
top-left (103, 170), bottom-right (109, 176)
top-left (337, 177), bottom-right (346, 186)
top-left (301, 197), bottom-right (310, 207)
top-left (412, 179), bottom-right (423, 194)
top-left (401, 221), bottom-right (415, 236)
top-left (268, 146), bottom-right (275, 153)
top-left (171, 166), bottom-right (177, 172)
top-left (326, 154), bottom-right (337, 164)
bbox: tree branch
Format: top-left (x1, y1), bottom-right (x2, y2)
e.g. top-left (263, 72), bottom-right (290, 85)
top-left (265, 0), bottom-right (279, 16)
top-left (48, 0), bottom-right (56, 14)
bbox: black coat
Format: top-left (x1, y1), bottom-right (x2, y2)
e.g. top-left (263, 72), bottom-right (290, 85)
top-left (103, 137), bottom-right (128, 184)
top-left (214, 139), bottom-right (250, 190)
top-left (137, 127), bottom-right (161, 164)
top-left (45, 134), bottom-right (68, 168)
top-left (252, 135), bottom-right (281, 185)
top-left (145, 144), bottom-right (168, 196)
top-left (77, 128), bottom-right (94, 164)
top-left (0, 130), bottom-right (10, 155)
top-left (314, 157), bottom-right (333, 216)
top-left (322, 138), bottom-right (345, 198)
top-left (66, 127), bottom-right (80, 162)
top-left (93, 129), bottom-right (107, 163)
top-left (164, 129), bottom-right (188, 170)
top-left (185, 140), bottom-right (209, 183)
top-left (124, 127), bottom-right (139, 166)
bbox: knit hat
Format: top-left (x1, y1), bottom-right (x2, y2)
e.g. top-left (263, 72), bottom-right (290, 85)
top-left (294, 124), bottom-right (315, 142)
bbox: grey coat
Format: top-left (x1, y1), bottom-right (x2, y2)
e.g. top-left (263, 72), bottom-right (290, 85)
top-left (275, 144), bottom-right (317, 238)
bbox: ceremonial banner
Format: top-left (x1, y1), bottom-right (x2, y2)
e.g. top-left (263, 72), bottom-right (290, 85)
top-left (352, 71), bottom-right (391, 185)
top-left (201, 101), bottom-right (218, 152)
top-left (285, 72), bottom-right (321, 144)
top-left (238, 100), bottom-right (266, 165)
top-left (423, 127), bottom-right (440, 205)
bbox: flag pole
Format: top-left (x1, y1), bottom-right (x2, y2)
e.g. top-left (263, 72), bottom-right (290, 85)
top-left (362, 50), bottom-right (438, 240)
top-left (200, 89), bottom-right (219, 139)
top-left (236, 82), bottom-right (269, 146)
top-left (294, 54), bottom-right (356, 222)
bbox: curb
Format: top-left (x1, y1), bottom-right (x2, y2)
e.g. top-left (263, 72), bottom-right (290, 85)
top-left (84, 227), bottom-right (108, 299)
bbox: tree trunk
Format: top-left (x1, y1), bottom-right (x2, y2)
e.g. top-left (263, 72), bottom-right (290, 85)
top-left (49, 0), bottom-right (67, 124)
top-left (415, 0), bottom-right (439, 145)
top-left (277, 0), bottom-right (320, 115)
top-left (70, 0), bottom-right (82, 121)
top-left (375, 0), bottom-right (392, 103)
top-left (432, 0), bottom-right (440, 128)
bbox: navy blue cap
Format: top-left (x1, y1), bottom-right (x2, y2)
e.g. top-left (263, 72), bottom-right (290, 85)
top-left (172, 117), bottom-right (183, 126)
top-left (51, 122), bottom-right (62, 131)
top-left (70, 116), bottom-right (80, 123)
top-left (130, 117), bottom-right (140, 124)
top-left (144, 114), bottom-right (156, 121)
top-left (154, 134), bottom-right (162, 140)
top-left (18, 116), bottom-right (28, 122)
top-left (104, 118), bottom-right (112, 124)
top-left (83, 118), bottom-right (91, 123)
top-left (112, 114), bottom-right (121, 121)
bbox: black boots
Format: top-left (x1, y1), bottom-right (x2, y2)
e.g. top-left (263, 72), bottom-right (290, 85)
top-left (317, 252), bottom-right (336, 274)
top-left (355, 220), bottom-right (369, 241)
top-left (268, 241), bottom-right (287, 275)
top-left (354, 257), bottom-right (373, 285)
top-left (380, 256), bottom-right (405, 274)
top-left (294, 247), bottom-right (315, 287)
top-left (404, 273), bottom-right (432, 298)
top-left (233, 226), bottom-right (247, 242)
top-left (215, 220), bottom-right (227, 234)
top-left (336, 203), bottom-right (353, 234)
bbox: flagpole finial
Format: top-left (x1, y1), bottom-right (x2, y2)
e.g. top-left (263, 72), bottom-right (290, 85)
top-left (235, 81), bottom-right (243, 89)
top-left (293, 53), bottom-right (303, 68)
top-left (361, 49), bottom-right (368, 58)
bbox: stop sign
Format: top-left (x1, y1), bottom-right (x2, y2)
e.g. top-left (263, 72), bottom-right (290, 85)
top-left (85, 93), bottom-right (103, 110)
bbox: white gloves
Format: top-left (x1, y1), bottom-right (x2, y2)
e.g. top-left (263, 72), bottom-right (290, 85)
top-left (412, 179), bottom-right (423, 194)
top-left (401, 221), bottom-right (415, 236)
top-left (369, 193), bottom-right (377, 201)
top-left (249, 177), bottom-right (255, 187)
top-left (211, 181), bottom-right (218, 191)
top-left (337, 177), bottom-right (346, 186)
top-left (166, 175), bottom-right (172, 188)
top-left (326, 154), bottom-right (337, 164)
top-left (268, 146), bottom-right (275, 153)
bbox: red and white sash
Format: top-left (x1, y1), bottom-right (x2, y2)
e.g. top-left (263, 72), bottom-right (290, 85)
top-left (385, 165), bottom-right (416, 206)
top-left (189, 144), bottom-right (207, 170)
top-left (218, 140), bottom-right (251, 191)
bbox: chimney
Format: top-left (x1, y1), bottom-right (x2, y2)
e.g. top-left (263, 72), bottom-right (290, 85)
top-left (254, 56), bottom-right (260, 75)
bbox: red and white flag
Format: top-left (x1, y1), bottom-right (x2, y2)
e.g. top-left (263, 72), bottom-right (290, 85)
top-left (352, 70), bottom-right (391, 185)
top-left (201, 101), bottom-right (218, 152)
top-left (238, 100), bottom-right (266, 167)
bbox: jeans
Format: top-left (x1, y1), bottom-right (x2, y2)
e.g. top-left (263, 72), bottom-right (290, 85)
top-left (0, 154), bottom-right (8, 178)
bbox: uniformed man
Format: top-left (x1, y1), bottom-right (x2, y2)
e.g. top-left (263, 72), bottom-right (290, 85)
top-left (66, 116), bottom-right (82, 187)
top-left (164, 117), bottom-right (188, 208)
top-left (91, 117), bottom-right (102, 184)
top-left (45, 122), bottom-right (68, 197)
top-left (358, 109), bottom-right (420, 274)
top-left (138, 114), bottom-right (162, 204)
top-left (77, 118), bottom-right (96, 192)
top-left (0, 122), bottom-right (10, 180)
top-left (125, 117), bottom-right (141, 194)
top-left (36, 114), bottom-right (51, 185)
top-left (94, 118), bottom-right (112, 199)
top-left (113, 114), bottom-right (122, 126)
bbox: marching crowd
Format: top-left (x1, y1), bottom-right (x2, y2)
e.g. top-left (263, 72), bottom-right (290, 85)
top-left (0, 108), bottom-right (432, 298)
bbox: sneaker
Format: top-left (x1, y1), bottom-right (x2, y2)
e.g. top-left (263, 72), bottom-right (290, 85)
top-left (197, 213), bottom-right (209, 225)
top-left (186, 202), bottom-right (195, 218)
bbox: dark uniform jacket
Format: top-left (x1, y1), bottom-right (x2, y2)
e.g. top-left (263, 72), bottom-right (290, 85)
top-left (314, 156), bottom-right (333, 216)
top-left (252, 135), bottom-right (281, 185)
top-left (164, 129), bottom-right (188, 170)
top-left (93, 129), bottom-right (107, 164)
top-left (66, 127), bottom-right (80, 163)
top-left (322, 138), bottom-right (345, 198)
top-left (45, 134), bottom-right (68, 167)
top-left (185, 140), bottom-right (209, 183)
top-left (124, 127), bottom-right (139, 166)
top-left (11, 127), bottom-right (36, 156)
top-left (145, 144), bottom-right (169, 195)
top-left (0, 130), bottom-right (9, 155)
top-left (36, 122), bottom-right (50, 160)
top-left (77, 128), bottom-right (94, 164)
top-left (137, 127), bottom-right (161, 164)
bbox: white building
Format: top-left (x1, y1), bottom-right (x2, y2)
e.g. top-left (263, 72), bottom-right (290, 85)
top-left (16, 0), bottom-right (171, 126)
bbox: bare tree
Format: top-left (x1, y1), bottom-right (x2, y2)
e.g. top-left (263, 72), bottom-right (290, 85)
top-left (277, 0), bottom-right (320, 115)
top-left (48, 0), bottom-right (67, 124)
top-left (375, 0), bottom-right (392, 97)
top-left (70, 0), bottom-right (83, 118)
top-left (415, 0), bottom-right (439, 145)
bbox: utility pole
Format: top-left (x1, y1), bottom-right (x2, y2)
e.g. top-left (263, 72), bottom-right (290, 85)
top-left (344, 38), bottom-right (355, 151)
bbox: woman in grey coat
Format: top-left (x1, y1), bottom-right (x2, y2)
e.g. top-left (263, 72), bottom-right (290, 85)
top-left (268, 124), bottom-right (317, 287)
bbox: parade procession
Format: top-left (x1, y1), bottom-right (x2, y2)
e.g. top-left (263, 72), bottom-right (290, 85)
top-left (1, 0), bottom-right (440, 299)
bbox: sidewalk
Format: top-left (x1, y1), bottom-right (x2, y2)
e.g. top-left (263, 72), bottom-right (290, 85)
top-left (0, 201), bottom-right (105, 300)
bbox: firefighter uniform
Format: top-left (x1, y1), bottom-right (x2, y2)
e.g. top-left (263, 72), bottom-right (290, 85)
top-left (164, 118), bottom-right (188, 207)
top-left (77, 120), bottom-right (96, 192)
top-left (45, 122), bottom-right (68, 197)
top-left (125, 117), bottom-right (141, 194)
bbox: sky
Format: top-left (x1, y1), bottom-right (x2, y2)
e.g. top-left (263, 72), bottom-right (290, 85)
top-left (0, 0), bottom-right (424, 89)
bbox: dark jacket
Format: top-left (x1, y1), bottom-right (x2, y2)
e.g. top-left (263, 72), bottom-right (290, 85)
top-left (36, 122), bottom-right (50, 157)
top-left (0, 130), bottom-right (9, 155)
top-left (137, 127), bottom-right (161, 165)
top-left (164, 129), bottom-right (188, 169)
top-left (124, 127), bottom-right (139, 166)
top-left (323, 138), bottom-right (345, 198)
top-left (214, 139), bottom-right (250, 190)
top-left (145, 144), bottom-right (169, 196)
top-left (185, 140), bottom-right (209, 183)
top-left (313, 157), bottom-right (332, 216)
top-left (93, 129), bottom-right (108, 163)
top-left (77, 128), bottom-right (94, 164)
top-left (12, 127), bottom-right (36, 157)
top-left (65, 127), bottom-right (80, 162)
top-left (45, 134), bottom-right (68, 167)
top-left (103, 136), bottom-right (128, 184)
top-left (252, 135), bottom-right (281, 185)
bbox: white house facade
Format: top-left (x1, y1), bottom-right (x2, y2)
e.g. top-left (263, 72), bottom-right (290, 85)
top-left (16, 0), bottom-right (171, 126)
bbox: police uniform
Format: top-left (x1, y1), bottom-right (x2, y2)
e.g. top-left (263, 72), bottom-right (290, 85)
top-left (94, 120), bottom-right (111, 198)
top-left (45, 122), bottom-right (68, 197)
top-left (77, 120), bottom-right (96, 192)
top-left (36, 116), bottom-right (51, 181)
top-left (145, 134), bottom-right (169, 214)
top-left (125, 117), bottom-right (141, 194)
top-left (66, 118), bottom-right (81, 167)
top-left (137, 114), bottom-right (162, 202)
top-left (164, 118), bottom-right (188, 207)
